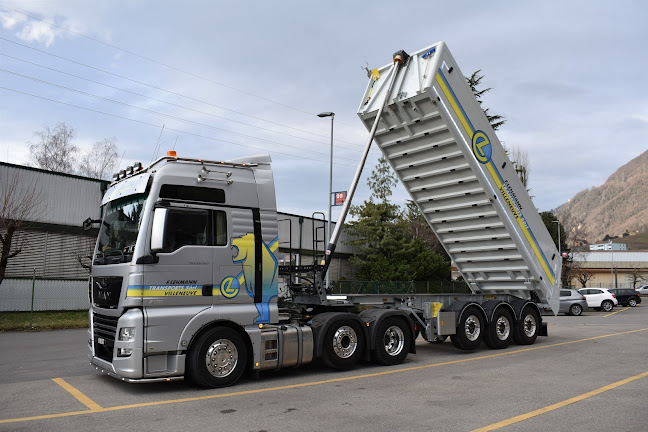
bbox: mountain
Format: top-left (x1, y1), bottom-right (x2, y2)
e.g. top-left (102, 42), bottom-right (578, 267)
top-left (555, 149), bottom-right (648, 246)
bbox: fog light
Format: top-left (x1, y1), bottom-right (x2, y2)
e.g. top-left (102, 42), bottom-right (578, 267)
top-left (119, 327), bottom-right (136, 341)
top-left (118, 348), bottom-right (133, 357)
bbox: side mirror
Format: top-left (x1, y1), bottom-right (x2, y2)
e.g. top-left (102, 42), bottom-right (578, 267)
top-left (150, 207), bottom-right (169, 252)
top-left (83, 217), bottom-right (92, 231)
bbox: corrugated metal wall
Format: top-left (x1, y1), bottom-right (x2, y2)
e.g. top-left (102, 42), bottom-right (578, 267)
top-left (2, 229), bottom-right (95, 279)
top-left (0, 162), bottom-right (106, 225)
top-left (0, 279), bottom-right (88, 311)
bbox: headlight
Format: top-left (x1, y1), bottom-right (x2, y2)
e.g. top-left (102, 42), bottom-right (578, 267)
top-left (119, 327), bottom-right (136, 341)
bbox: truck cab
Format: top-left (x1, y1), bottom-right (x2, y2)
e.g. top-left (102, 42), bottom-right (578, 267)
top-left (89, 153), bottom-right (282, 384)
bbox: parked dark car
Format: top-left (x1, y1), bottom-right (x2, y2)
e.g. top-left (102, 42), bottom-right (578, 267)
top-left (559, 289), bottom-right (588, 316)
top-left (608, 289), bottom-right (642, 307)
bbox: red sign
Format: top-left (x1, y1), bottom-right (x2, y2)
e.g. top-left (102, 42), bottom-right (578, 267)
top-left (334, 191), bottom-right (347, 206)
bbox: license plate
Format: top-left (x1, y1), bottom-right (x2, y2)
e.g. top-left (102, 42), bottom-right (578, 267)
top-left (98, 337), bottom-right (105, 345)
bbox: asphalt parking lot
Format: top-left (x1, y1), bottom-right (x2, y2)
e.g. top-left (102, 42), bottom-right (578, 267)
top-left (1, 305), bottom-right (647, 432)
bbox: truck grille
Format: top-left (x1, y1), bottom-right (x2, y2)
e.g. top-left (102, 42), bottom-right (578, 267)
top-left (93, 313), bottom-right (118, 362)
top-left (92, 276), bottom-right (123, 309)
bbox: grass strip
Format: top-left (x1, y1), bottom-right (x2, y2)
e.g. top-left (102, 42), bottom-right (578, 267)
top-left (0, 311), bottom-right (88, 332)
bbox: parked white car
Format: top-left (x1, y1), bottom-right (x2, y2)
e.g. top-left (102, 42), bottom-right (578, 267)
top-left (578, 288), bottom-right (618, 312)
top-left (636, 285), bottom-right (648, 296)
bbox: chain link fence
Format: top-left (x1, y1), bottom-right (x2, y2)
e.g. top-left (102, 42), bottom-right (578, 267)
top-left (0, 278), bottom-right (89, 311)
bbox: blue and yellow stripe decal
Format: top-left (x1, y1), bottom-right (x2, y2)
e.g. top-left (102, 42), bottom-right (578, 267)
top-left (435, 69), bottom-right (555, 285)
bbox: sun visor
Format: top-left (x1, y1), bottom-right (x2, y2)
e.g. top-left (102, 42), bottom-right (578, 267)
top-left (102, 173), bottom-right (150, 205)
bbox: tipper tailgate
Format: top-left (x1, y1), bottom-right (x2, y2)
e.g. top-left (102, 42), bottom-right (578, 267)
top-left (357, 41), bottom-right (561, 314)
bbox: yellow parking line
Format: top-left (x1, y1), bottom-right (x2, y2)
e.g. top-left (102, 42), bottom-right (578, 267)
top-left (604, 307), bottom-right (630, 317)
top-left (52, 378), bottom-right (103, 411)
top-left (1, 327), bottom-right (647, 425)
top-left (470, 370), bottom-right (648, 431)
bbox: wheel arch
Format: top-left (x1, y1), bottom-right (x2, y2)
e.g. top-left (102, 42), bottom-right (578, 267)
top-left (481, 300), bottom-right (515, 324)
top-left (358, 309), bottom-right (416, 354)
top-left (446, 300), bottom-right (487, 326)
top-left (180, 314), bottom-right (254, 373)
top-left (310, 312), bottom-right (369, 359)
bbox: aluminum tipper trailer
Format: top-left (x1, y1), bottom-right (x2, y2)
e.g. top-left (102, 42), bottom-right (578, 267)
top-left (88, 42), bottom-right (561, 389)
top-left (354, 41), bottom-right (561, 310)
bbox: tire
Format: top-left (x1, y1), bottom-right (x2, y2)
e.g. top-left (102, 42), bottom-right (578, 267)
top-left (186, 327), bottom-right (247, 388)
top-left (601, 300), bottom-right (614, 312)
top-left (371, 317), bottom-right (411, 366)
top-left (484, 308), bottom-right (513, 349)
top-left (628, 298), bottom-right (638, 307)
top-left (450, 306), bottom-right (484, 350)
top-left (513, 306), bottom-right (540, 345)
top-left (321, 319), bottom-right (364, 369)
top-left (569, 304), bottom-right (583, 316)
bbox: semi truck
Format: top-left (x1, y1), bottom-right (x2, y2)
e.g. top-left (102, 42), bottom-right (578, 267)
top-left (87, 41), bottom-right (561, 388)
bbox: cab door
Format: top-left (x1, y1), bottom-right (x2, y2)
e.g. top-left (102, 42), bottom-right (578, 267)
top-left (142, 206), bottom-right (213, 353)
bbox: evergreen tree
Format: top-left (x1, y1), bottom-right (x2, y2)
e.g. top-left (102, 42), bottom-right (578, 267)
top-left (345, 158), bottom-right (449, 281)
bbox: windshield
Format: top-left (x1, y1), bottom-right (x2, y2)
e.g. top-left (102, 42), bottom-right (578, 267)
top-left (95, 193), bottom-right (148, 264)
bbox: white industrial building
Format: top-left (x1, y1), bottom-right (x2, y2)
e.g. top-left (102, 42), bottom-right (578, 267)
top-left (0, 162), bottom-right (354, 311)
top-left (589, 243), bottom-right (627, 251)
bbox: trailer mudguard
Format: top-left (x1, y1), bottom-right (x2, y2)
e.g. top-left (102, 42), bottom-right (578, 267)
top-left (358, 309), bottom-right (417, 354)
top-left (309, 312), bottom-right (369, 359)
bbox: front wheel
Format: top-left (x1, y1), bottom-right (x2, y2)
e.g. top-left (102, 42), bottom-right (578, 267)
top-left (186, 327), bottom-right (247, 388)
top-left (569, 304), bottom-right (583, 316)
top-left (450, 306), bottom-right (484, 350)
top-left (601, 300), bottom-right (614, 312)
top-left (371, 317), bottom-right (411, 365)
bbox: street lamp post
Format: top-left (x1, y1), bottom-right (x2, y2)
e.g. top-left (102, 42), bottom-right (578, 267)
top-left (318, 111), bottom-right (335, 290)
top-left (552, 220), bottom-right (561, 257)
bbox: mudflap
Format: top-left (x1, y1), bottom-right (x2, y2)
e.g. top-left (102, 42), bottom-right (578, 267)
top-left (540, 322), bottom-right (548, 337)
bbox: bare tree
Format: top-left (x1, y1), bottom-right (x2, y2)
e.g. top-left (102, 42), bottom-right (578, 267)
top-left (78, 137), bottom-right (119, 180)
top-left (29, 122), bottom-right (79, 173)
top-left (626, 267), bottom-right (648, 289)
top-left (0, 171), bottom-right (46, 286)
top-left (510, 145), bottom-right (530, 189)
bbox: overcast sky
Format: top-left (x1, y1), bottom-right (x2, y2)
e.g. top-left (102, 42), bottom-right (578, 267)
top-left (1, 1), bottom-right (647, 220)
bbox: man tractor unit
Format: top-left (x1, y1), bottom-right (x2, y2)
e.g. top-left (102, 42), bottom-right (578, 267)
top-left (87, 41), bottom-right (561, 388)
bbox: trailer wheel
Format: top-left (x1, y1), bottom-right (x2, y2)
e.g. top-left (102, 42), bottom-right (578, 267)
top-left (513, 306), bottom-right (540, 345)
top-left (186, 327), bottom-right (247, 388)
top-left (321, 319), bottom-right (364, 369)
top-left (450, 306), bottom-right (484, 350)
top-left (484, 308), bottom-right (513, 349)
top-left (371, 317), bottom-right (411, 366)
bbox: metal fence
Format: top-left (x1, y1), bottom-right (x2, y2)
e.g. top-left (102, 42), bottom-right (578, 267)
top-left (331, 280), bottom-right (472, 295)
top-left (0, 278), bottom-right (89, 312)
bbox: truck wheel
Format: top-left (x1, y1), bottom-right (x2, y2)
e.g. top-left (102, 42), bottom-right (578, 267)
top-left (450, 306), bottom-right (484, 350)
top-left (371, 317), bottom-right (411, 366)
top-left (484, 309), bottom-right (513, 349)
top-left (186, 327), bottom-right (247, 388)
top-left (321, 320), bottom-right (364, 369)
top-left (601, 300), bottom-right (614, 312)
top-left (513, 306), bottom-right (540, 345)
top-left (628, 298), bottom-right (637, 307)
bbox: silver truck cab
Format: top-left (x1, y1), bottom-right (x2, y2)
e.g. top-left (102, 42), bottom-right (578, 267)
top-left (88, 154), bottom-right (281, 382)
